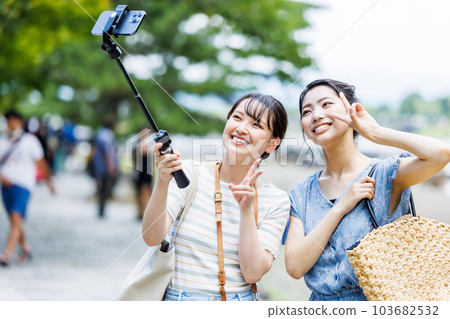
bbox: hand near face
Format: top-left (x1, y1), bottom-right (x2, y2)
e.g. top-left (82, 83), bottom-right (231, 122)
top-left (228, 158), bottom-right (263, 213)
top-left (329, 92), bottom-right (381, 140)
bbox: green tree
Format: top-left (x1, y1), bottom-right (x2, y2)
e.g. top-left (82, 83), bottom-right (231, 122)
top-left (2, 0), bottom-right (314, 136)
top-left (400, 93), bottom-right (425, 115)
top-left (400, 93), bottom-right (447, 118)
top-left (438, 97), bottom-right (450, 116)
top-left (0, 0), bottom-right (109, 110)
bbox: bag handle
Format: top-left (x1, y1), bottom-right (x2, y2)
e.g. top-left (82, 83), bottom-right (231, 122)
top-left (364, 164), bottom-right (416, 229)
top-left (160, 163), bottom-right (199, 252)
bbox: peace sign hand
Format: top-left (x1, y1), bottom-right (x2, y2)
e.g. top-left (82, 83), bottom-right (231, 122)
top-left (328, 92), bottom-right (381, 140)
top-left (228, 158), bottom-right (263, 213)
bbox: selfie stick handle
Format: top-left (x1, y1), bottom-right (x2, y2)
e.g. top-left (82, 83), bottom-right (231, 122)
top-left (101, 22), bottom-right (189, 188)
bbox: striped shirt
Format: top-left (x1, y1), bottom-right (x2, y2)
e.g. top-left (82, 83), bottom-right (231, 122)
top-left (166, 160), bottom-right (290, 294)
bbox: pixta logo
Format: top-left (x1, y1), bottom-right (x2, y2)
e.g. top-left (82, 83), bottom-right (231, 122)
top-left (125, 128), bottom-right (155, 175)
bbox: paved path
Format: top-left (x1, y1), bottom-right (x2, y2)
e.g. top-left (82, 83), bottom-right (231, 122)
top-left (1, 163), bottom-right (449, 301)
top-left (0, 172), bottom-right (148, 300)
top-left (0, 171), bottom-right (308, 301)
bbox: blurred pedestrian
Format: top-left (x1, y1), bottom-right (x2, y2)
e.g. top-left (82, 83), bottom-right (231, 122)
top-left (91, 117), bottom-right (118, 218)
top-left (27, 117), bottom-right (55, 181)
top-left (0, 110), bottom-right (55, 266)
top-left (134, 133), bottom-right (153, 220)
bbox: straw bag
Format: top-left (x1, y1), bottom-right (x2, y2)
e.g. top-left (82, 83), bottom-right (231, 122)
top-left (118, 165), bottom-right (199, 301)
top-left (347, 166), bottom-right (450, 301)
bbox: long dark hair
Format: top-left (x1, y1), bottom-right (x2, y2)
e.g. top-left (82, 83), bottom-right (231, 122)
top-left (227, 93), bottom-right (288, 159)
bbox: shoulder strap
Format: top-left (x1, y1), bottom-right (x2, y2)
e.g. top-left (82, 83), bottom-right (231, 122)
top-left (251, 189), bottom-right (258, 300)
top-left (364, 165), bottom-right (380, 228)
top-left (0, 133), bottom-right (24, 166)
top-left (214, 162), bottom-right (226, 300)
top-left (215, 162), bottom-right (259, 301)
top-left (160, 163), bottom-right (199, 252)
top-left (365, 163), bottom-right (416, 229)
top-left (170, 163), bottom-right (199, 245)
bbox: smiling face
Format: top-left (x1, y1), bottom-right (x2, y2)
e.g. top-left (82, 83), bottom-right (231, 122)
top-left (223, 98), bottom-right (280, 163)
top-left (300, 85), bottom-right (353, 146)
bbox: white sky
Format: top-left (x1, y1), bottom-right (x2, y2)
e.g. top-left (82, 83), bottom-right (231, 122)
top-left (296, 0), bottom-right (450, 108)
top-left (126, 0), bottom-right (450, 112)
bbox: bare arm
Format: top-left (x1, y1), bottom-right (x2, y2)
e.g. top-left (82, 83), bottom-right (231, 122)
top-left (0, 174), bottom-right (12, 187)
top-left (331, 92), bottom-right (450, 190)
top-left (370, 127), bottom-right (450, 189)
top-left (229, 159), bottom-right (272, 283)
top-left (141, 143), bottom-right (182, 247)
top-left (37, 157), bottom-right (55, 194)
top-left (238, 204), bottom-right (273, 283)
top-left (285, 211), bottom-right (342, 279)
top-left (141, 179), bottom-right (174, 246)
top-left (285, 176), bottom-right (375, 279)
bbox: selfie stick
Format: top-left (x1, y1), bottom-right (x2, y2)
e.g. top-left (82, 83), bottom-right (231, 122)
top-left (99, 5), bottom-right (189, 188)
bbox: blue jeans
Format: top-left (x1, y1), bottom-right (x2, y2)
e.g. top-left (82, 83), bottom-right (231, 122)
top-left (310, 287), bottom-right (367, 301)
top-left (164, 287), bottom-right (257, 301)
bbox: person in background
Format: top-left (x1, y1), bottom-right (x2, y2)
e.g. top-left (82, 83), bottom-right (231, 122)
top-left (27, 118), bottom-right (55, 181)
top-left (0, 110), bottom-right (55, 266)
top-left (91, 117), bottom-right (118, 218)
top-left (134, 132), bottom-right (153, 220)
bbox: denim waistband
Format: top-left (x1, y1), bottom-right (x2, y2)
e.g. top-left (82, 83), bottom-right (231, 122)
top-left (164, 287), bottom-right (257, 301)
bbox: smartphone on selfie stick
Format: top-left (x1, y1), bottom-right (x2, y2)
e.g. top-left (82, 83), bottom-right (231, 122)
top-left (92, 5), bottom-right (189, 188)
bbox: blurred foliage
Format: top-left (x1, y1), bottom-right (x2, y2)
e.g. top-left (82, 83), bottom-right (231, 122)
top-left (0, 0), bottom-right (109, 111)
top-left (370, 93), bottom-right (450, 138)
top-left (0, 0), bottom-right (314, 136)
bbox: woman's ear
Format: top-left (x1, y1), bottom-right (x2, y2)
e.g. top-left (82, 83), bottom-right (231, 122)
top-left (265, 137), bottom-right (281, 154)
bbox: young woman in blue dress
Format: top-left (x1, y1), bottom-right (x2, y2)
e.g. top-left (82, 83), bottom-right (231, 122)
top-left (284, 79), bottom-right (450, 301)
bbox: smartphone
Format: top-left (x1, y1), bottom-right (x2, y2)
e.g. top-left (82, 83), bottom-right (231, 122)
top-left (91, 10), bottom-right (146, 36)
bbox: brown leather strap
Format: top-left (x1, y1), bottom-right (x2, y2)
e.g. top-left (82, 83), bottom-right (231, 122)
top-left (214, 162), bottom-right (260, 301)
top-left (251, 189), bottom-right (259, 301)
top-left (215, 162), bottom-right (226, 301)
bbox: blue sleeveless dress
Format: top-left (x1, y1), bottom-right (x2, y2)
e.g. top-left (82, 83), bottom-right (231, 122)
top-left (285, 154), bottom-right (412, 301)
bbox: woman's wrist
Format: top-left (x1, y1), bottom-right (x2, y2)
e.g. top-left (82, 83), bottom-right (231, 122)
top-left (155, 177), bottom-right (170, 189)
top-left (367, 125), bottom-right (389, 145)
top-left (240, 205), bottom-right (254, 217)
top-left (330, 202), bottom-right (348, 219)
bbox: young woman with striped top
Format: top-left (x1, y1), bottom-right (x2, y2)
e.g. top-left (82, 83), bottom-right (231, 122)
top-left (142, 93), bottom-right (290, 301)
